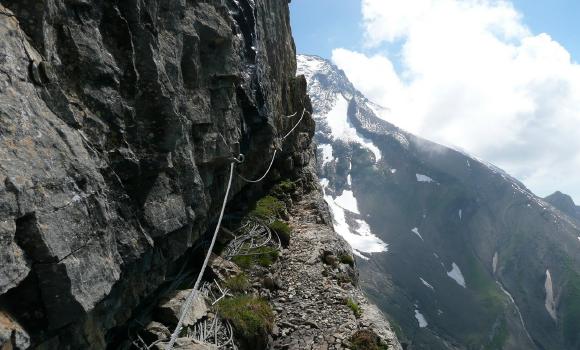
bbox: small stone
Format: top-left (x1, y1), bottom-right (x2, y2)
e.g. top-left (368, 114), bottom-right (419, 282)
top-left (263, 273), bottom-right (279, 291)
top-left (156, 290), bottom-right (208, 327)
top-left (209, 254), bottom-right (242, 281)
top-left (144, 321), bottom-right (170, 342)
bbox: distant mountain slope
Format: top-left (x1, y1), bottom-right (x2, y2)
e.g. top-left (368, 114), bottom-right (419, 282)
top-left (298, 54), bottom-right (580, 350)
top-left (545, 191), bottom-right (580, 222)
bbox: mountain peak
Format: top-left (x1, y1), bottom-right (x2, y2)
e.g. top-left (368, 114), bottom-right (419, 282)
top-left (545, 191), bottom-right (580, 220)
top-left (297, 54), bottom-right (360, 115)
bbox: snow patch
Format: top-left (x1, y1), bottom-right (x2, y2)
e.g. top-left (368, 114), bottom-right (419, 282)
top-left (411, 227), bottom-right (424, 241)
top-left (447, 262), bottom-right (466, 288)
top-left (320, 179), bottom-right (388, 257)
top-left (323, 95), bottom-right (382, 161)
top-left (416, 174), bottom-right (435, 183)
top-left (354, 219), bottom-right (372, 236)
top-left (390, 169), bottom-right (397, 174)
top-left (335, 190), bottom-right (360, 214)
top-left (545, 269), bottom-right (557, 321)
top-left (420, 277), bottom-right (435, 291)
top-left (458, 209), bottom-right (462, 220)
top-left (492, 252), bottom-right (498, 274)
top-left (347, 174), bottom-right (352, 186)
top-left (414, 308), bottom-right (428, 328)
top-left (318, 144), bottom-right (334, 167)
top-left (296, 55), bottom-right (324, 81)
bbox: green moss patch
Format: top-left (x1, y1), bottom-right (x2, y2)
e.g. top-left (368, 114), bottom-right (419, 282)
top-left (249, 195), bottom-right (286, 220)
top-left (339, 254), bottom-right (355, 267)
top-left (346, 298), bottom-right (362, 318)
top-left (216, 295), bottom-right (274, 338)
top-left (269, 220), bottom-right (292, 247)
top-left (231, 246), bottom-right (279, 269)
top-left (270, 180), bottom-right (297, 199)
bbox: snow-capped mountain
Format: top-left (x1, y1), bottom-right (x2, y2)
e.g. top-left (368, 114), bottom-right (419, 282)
top-left (298, 54), bottom-right (580, 350)
top-left (298, 55), bottom-right (388, 259)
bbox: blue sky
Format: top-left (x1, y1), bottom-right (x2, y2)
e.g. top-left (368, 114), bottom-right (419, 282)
top-left (290, 1), bottom-right (580, 201)
top-left (290, 0), bottom-right (580, 62)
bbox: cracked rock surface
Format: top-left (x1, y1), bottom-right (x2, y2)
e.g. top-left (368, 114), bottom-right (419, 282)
top-left (0, 1), bottom-right (313, 348)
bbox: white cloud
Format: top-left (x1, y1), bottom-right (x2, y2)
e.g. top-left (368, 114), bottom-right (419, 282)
top-left (332, 0), bottom-right (580, 201)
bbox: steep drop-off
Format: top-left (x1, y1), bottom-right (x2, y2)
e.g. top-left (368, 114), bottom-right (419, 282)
top-left (0, 1), bottom-right (314, 348)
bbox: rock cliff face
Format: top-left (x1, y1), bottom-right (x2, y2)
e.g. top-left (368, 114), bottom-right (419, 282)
top-left (0, 1), bottom-right (314, 348)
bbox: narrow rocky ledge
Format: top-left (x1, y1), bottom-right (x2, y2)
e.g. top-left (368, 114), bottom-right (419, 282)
top-left (271, 186), bottom-right (401, 350)
top-left (117, 178), bottom-right (403, 350)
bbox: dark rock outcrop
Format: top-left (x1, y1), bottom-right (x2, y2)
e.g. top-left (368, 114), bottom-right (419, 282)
top-left (545, 191), bottom-right (580, 222)
top-left (0, 1), bottom-right (313, 348)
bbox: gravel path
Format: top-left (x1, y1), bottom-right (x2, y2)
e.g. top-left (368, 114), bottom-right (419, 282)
top-left (271, 190), bottom-right (401, 350)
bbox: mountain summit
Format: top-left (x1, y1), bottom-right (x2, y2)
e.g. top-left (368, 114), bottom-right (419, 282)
top-left (545, 191), bottom-right (580, 222)
top-left (298, 54), bottom-right (580, 350)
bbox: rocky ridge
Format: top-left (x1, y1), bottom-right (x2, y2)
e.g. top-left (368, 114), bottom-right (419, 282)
top-left (271, 186), bottom-right (401, 350)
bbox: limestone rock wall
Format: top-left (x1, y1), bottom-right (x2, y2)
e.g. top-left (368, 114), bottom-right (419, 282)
top-left (0, 0), bottom-right (313, 348)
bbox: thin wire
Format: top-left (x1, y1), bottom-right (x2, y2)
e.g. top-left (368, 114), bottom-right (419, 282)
top-left (165, 107), bottom-right (308, 348)
top-left (237, 149), bottom-right (277, 183)
top-left (283, 111), bottom-right (298, 118)
top-left (237, 108), bottom-right (306, 183)
top-left (165, 163), bottom-right (236, 350)
top-left (281, 108), bottom-right (306, 140)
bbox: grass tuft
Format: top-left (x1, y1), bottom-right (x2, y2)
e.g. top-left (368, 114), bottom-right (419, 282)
top-left (249, 195), bottom-right (286, 220)
top-left (223, 273), bottom-right (250, 293)
top-left (270, 180), bottom-right (297, 199)
top-left (269, 220), bottom-right (292, 247)
top-left (339, 254), bottom-right (355, 267)
top-left (346, 298), bottom-right (362, 318)
top-left (216, 295), bottom-right (274, 338)
top-left (350, 329), bottom-right (390, 350)
top-left (231, 246), bottom-right (279, 269)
